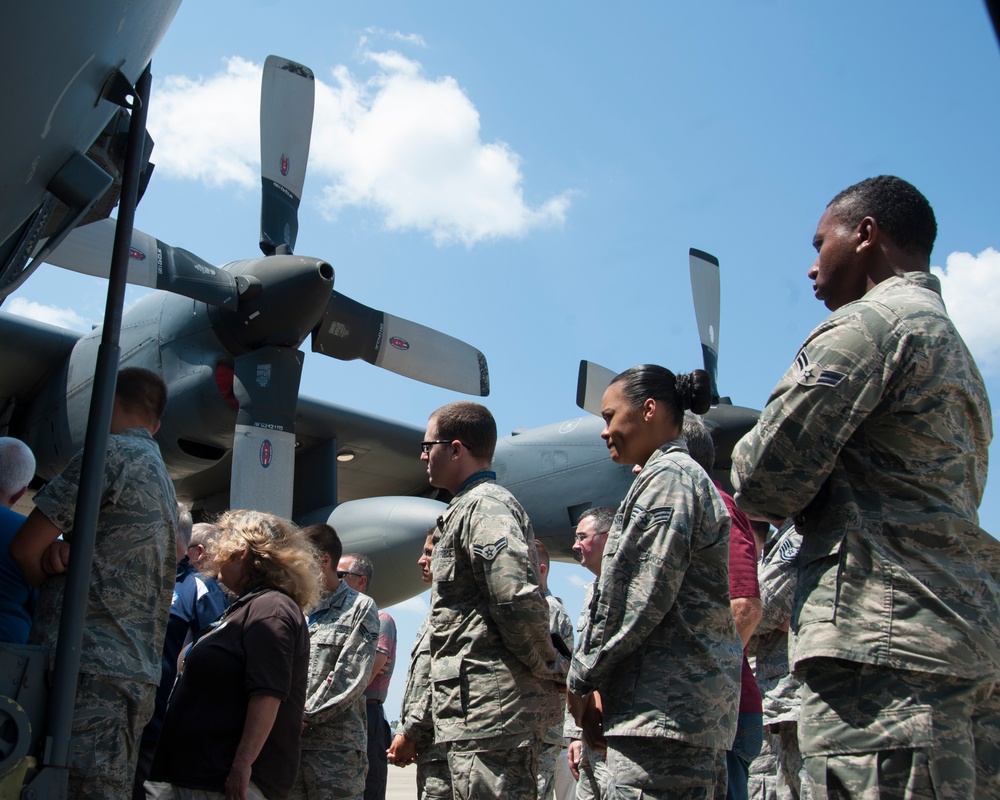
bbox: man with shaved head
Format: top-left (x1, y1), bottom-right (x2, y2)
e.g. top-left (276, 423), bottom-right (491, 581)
top-left (733, 176), bottom-right (997, 798)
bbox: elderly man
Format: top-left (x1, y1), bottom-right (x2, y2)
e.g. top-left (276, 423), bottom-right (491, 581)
top-left (732, 176), bottom-right (998, 798)
top-left (421, 401), bottom-right (569, 799)
top-left (12, 367), bottom-right (178, 799)
top-left (0, 436), bottom-right (37, 643)
top-left (338, 552), bottom-right (395, 800)
top-left (564, 506), bottom-right (614, 800)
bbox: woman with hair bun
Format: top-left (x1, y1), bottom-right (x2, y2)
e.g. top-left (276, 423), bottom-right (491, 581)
top-left (567, 365), bottom-right (743, 799)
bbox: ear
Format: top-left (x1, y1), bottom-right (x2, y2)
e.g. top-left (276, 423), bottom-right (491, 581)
top-left (855, 216), bottom-right (877, 254)
top-left (10, 486), bottom-right (26, 506)
top-left (643, 397), bottom-right (657, 422)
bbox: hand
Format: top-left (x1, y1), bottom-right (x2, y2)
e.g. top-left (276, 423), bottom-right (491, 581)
top-left (387, 733), bottom-right (417, 767)
top-left (225, 761), bottom-right (252, 800)
top-left (41, 540), bottom-right (71, 576)
top-left (567, 739), bottom-right (583, 780)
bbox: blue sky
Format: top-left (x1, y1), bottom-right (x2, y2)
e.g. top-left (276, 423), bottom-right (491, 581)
top-left (8, 2), bottom-right (1000, 722)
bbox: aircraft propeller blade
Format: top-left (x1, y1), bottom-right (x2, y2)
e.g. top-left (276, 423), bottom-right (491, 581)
top-left (39, 218), bottom-right (240, 309)
top-left (311, 291), bottom-right (490, 396)
top-left (259, 56), bottom-right (314, 257)
top-left (230, 346), bottom-right (304, 517)
top-left (689, 248), bottom-right (721, 404)
top-left (576, 360), bottom-right (617, 417)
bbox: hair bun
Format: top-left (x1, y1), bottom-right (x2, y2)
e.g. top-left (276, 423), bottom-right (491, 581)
top-left (675, 370), bottom-right (713, 415)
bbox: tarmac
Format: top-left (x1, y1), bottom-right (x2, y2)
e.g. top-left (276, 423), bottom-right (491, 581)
top-left (386, 764), bottom-right (419, 799)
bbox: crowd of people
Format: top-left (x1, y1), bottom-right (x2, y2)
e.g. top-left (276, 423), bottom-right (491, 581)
top-left (0, 174), bottom-right (996, 800)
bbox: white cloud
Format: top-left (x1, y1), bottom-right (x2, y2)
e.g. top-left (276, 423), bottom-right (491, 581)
top-left (6, 298), bottom-right (91, 331)
top-left (931, 248), bottom-right (1000, 374)
top-left (146, 45), bottom-right (571, 246)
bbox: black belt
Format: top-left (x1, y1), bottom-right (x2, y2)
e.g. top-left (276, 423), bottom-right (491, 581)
top-left (366, 699), bottom-right (383, 705)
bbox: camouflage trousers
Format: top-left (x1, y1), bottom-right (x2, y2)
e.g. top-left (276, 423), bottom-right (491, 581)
top-left (446, 737), bottom-right (540, 799)
top-left (290, 747), bottom-right (367, 800)
top-left (67, 673), bottom-right (156, 800)
top-left (604, 736), bottom-right (727, 799)
top-left (575, 742), bottom-right (608, 800)
top-left (537, 741), bottom-right (564, 798)
top-left (416, 757), bottom-right (452, 800)
top-left (748, 722), bottom-right (801, 800)
top-left (798, 658), bottom-right (1000, 799)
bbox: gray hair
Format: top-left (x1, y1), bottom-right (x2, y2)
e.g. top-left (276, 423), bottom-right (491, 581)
top-left (0, 437), bottom-right (35, 507)
top-left (343, 552), bottom-right (375, 588)
top-left (681, 412), bottom-right (715, 474)
top-left (175, 503), bottom-right (194, 548)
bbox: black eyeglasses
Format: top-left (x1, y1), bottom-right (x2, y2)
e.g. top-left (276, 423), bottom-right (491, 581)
top-left (420, 440), bottom-right (452, 454)
top-left (337, 570), bottom-right (364, 579)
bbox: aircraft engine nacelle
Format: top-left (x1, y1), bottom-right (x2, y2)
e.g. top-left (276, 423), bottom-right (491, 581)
top-left (301, 496), bottom-right (446, 609)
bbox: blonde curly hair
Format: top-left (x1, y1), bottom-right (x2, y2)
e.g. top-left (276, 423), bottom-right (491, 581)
top-left (210, 509), bottom-right (322, 611)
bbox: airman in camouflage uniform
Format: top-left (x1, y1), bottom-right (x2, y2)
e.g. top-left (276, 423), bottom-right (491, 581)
top-left (389, 533), bottom-right (451, 800)
top-left (569, 443), bottom-right (742, 799)
top-left (564, 582), bottom-right (608, 800)
top-left (538, 583), bottom-right (575, 799)
top-left (732, 176), bottom-right (999, 799)
top-left (292, 524), bottom-right (380, 800)
top-left (422, 401), bottom-right (569, 800)
top-left (747, 521), bottom-right (803, 800)
top-left (13, 367), bottom-right (178, 799)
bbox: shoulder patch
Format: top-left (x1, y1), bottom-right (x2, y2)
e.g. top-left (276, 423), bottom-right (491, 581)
top-left (777, 536), bottom-right (800, 563)
top-left (794, 349), bottom-right (846, 388)
top-left (472, 537), bottom-right (508, 561)
top-left (632, 505), bottom-right (674, 531)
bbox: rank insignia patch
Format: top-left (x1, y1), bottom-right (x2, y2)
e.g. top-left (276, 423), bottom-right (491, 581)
top-left (473, 537), bottom-right (508, 561)
top-left (794, 349), bottom-right (846, 388)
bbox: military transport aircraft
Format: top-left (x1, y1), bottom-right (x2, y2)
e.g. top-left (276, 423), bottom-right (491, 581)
top-left (2, 56), bottom-right (759, 615)
top-left (2, 56), bottom-right (489, 611)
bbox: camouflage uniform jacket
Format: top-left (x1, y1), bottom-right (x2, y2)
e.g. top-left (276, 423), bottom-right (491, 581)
top-left (398, 615), bottom-right (446, 763)
top-left (568, 443), bottom-right (742, 748)
top-left (542, 590), bottom-right (574, 747)
top-left (563, 582), bottom-right (595, 742)
top-left (750, 521), bottom-right (802, 726)
top-left (429, 470), bottom-right (569, 748)
top-left (31, 427), bottom-right (178, 684)
top-left (301, 580), bottom-right (379, 752)
top-left (732, 272), bottom-right (999, 680)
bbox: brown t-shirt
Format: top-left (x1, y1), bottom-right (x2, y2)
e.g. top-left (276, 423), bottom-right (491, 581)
top-left (150, 586), bottom-right (309, 799)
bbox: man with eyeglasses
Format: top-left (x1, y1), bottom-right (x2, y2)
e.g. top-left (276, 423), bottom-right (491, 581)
top-left (338, 552), bottom-right (396, 800)
top-left (565, 507), bottom-right (613, 800)
top-left (421, 401), bottom-right (570, 800)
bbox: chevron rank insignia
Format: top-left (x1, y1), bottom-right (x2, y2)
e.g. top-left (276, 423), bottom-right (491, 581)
top-left (794, 349), bottom-right (846, 388)
top-left (632, 505), bottom-right (674, 531)
top-left (473, 537), bottom-right (508, 561)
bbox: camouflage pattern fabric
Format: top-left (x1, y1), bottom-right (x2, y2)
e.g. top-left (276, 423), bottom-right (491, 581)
top-left (68, 674), bottom-right (156, 799)
top-left (747, 523), bottom-right (803, 800)
top-left (31, 427), bottom-right (178, 682)
top-left (538, 592), bottom-right (575, 798)
top-left (447, 741), bottom-right (540, 800)
top-left (605, 736), bottom-right (727, 800)
top-left (568, 443), bottom-right (742, 750)
top-left (732, 273), bottom-right (998, 681)
top-left (798, 658), bottom-right (1000, 799)
top-left (575, 742), bottom-right (609, 800)
top-left (398, 615), bottom-right (448, 767)
top-left (300, 580), bottom-right (379, 757)
top-left (291, 747), bottom-right (367, 800)
top-left (429, 470), bottom-right (568, 752)
top-left (417, 758), bottom-right (453, 800)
